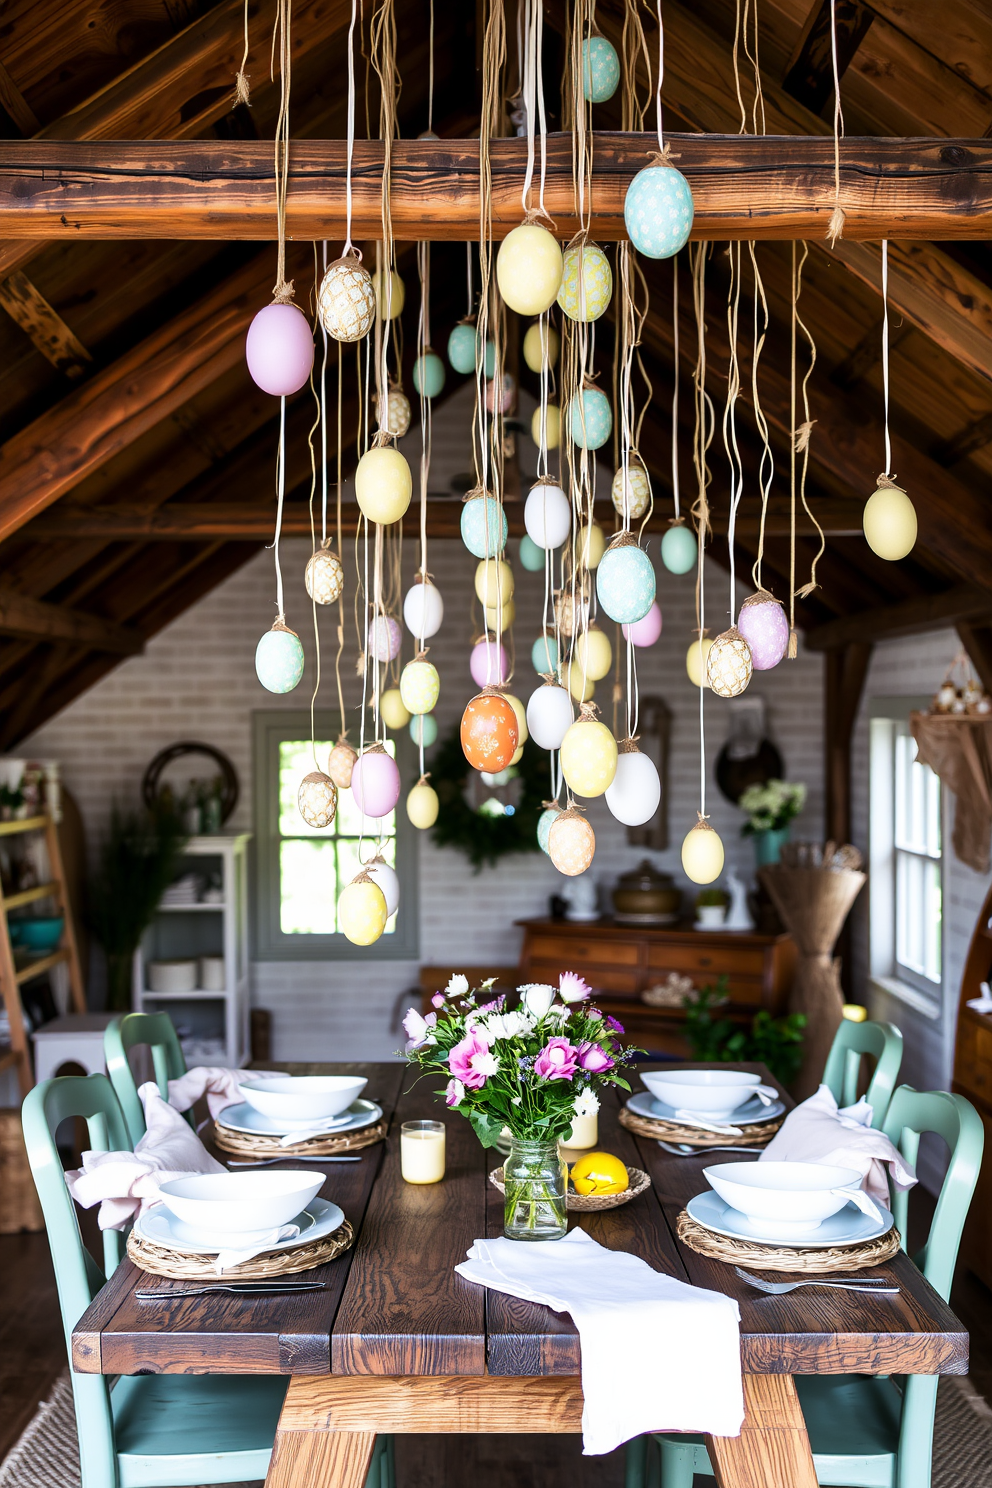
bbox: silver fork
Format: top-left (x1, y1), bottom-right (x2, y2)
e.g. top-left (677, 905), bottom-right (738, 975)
top-left (734, 1266), bottom-right (900, 1295)
top-left (658, 1141), bottom-right (764, 1156)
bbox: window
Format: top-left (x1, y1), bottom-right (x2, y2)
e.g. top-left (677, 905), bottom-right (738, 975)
top-left (253, 711), bottom-right (418, 960)
top-left (869, 700), bottom-right (943, 1014)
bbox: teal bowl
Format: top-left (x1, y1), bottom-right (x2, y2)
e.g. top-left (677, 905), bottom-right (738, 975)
top-left (16, 917), bottom-right (64, 952)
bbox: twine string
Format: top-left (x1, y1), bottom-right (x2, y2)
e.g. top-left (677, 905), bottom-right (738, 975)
top-left (827, 0), bottom-right (846, 245)
top-left (793, 243), bottom-right (823, 607)
top-left (343, 0), bottom-right (358, 253)
top-left (881, 238), bottom-right (891, 475)
top-left (271, 0), bottom-right (294, 302)
top-left (235, 0), bottom-right (251, 104)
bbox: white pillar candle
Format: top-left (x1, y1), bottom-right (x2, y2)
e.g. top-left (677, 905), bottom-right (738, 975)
top-left (401, 1120), bottom-right (446, 1184)
top-left (562, 1111), bottom-right (598, 1150)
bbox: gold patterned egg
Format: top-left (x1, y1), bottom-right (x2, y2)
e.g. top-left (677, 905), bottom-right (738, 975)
top-left (305, 545), bottom-right (344, 605)
top-left (298, 771), bottom-right (338, 829)
top-left (706, 627), bottom-right (753, 698)
top-left (612, 462), bottom-right (651, 520)
top-left (557, 242), bottom-right (613, 322)
top-left (318, 257), bottom-right (376, 343)
top-left (548, 810), bottom-right (596, 876)
top-left (376, 386), bottom-right (411, 439)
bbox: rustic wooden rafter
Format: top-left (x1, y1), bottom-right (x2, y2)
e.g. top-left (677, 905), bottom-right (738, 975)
top-left (805, 585), bottom-right (992, 651)
top-left (783, 0), bottom-right (876, 116)
top-left (957, 622), bottom-right (992, 697)
top-left (0, 272), bottom-right (93, 378)
top-left (0, 585), bottom-right (144, 654)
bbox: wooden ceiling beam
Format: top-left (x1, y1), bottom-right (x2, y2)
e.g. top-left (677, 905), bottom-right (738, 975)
top-left (804, 583), bottom-right (992, 651)
top-left (957, 622), bottom-right (992, 697)
top-left (0, 134), bottom-right (989, 241)
top-left (0, 585), bottom-right (144, 653)
top-left (0, 270), bottom-right (92, 378)
top-left (783, 0), bottom-right (876, 115)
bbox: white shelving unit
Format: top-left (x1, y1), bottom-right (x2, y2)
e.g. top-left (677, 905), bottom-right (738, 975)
top-left (133, 834), bottom-right (251, 1067)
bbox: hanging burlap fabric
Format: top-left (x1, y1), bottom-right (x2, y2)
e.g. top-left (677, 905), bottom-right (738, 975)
top-left (910, 712), bottom-right (992, 874)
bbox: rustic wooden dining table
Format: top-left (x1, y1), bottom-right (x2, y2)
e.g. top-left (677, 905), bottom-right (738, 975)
top-left (72, 1061), bottom-right (968, 1488)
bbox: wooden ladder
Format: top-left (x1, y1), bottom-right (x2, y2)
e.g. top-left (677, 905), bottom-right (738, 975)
top-left (0, 814), bottom-right (87, 1098)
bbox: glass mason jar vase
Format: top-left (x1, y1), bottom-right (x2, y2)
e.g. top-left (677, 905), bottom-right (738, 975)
top-left (503, 1137), bottom-right (568, 1241)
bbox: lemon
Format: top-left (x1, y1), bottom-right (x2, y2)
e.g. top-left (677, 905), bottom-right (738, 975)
top-left (570, 1151), bottom-right (629, 1196)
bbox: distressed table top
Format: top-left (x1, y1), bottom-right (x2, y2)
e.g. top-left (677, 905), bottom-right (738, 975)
top-left (72, 1061), bottom-right (968, 1379)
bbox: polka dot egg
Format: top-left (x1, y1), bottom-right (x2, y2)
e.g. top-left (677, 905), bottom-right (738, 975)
top-left (537, 805), bottom-right (560, 855)
top-left (568, 386), bottom-right (612, 451)
top-left (255, 623), bottom-right (305, 694)
top-left (596, 541), bottom-right (656, 625)
top-left (548, 810), bottom-right (596, 876)
top-left (624, 165), bottom-right (694, 260)
top-left (581, 36), bottom-right (620, 102)
top-left (557, 242), bottom-right (613, 322)
top-left (460, 493), bottom-right (507, 558)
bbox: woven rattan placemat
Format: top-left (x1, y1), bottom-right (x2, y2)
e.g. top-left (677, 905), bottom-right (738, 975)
top-left (126, 1218), bottom-right (354, 1280)
top-left (211, 1117), bottom-right (387, 1158)
top-left (620, 1106), bottom-right (782, 1148)
top-left (489, 1165), bottom-right (651, 1211)
top-left (676, 1209), bottom-right (901, 1272)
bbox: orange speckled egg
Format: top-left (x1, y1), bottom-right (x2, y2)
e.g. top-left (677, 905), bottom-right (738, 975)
top-left (460, 692), bottom-right (519, 772)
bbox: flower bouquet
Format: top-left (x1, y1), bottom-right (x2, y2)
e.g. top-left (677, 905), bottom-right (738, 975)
top-left (738, 779), bottom-right (807, 836)
top-left (403, 972), bottom-right (638, 1241)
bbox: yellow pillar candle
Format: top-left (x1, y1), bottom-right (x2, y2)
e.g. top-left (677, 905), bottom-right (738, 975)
top-left (401, 1120), bottom-right (446, 1184)
top-left (563, 1111), bottom-right (598, 1150)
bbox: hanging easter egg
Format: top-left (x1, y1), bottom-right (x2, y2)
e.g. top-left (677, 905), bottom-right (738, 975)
top-left (681, 819), bottom-right (725, 885)
top-left (255, 620), bottom-right (305, 694)
top-left (409, 713), bottom-right (438, 748)
top-left (460, 691), bottom-right (519, 772)
top-left (605, 745), bottom-right (660, 827)
top-left (328, 739), bottom-right (358, 788)
top-left (523, 321), bottom-right (560, 373)
top-left (460, 492), bottom-right (507, 559)
top-left (560, 708), bottom-right (618, 798)
top-left (355, 445), bottom-right (412, 524)
top-left (245, 302), bottom-right (314, 396)
top-left (519, 534), bottom-right (545, 572)
top-left (380, 688), bottom-right (410, 731)
top-left (368, 613), bottom-right (402, 662)
top-left (863, 478), bottom-right (917, 561)
top-left (557, 242), bottom-right (613, 322)
top-left (366, 858), bottom-right (400, 917)
top-left (448, 321), bottom-right (478, 374)
top-left (317, 256), bottom-right (376, 343)
top-left (576, 625), bottom-right (612, 681)
top-left (403, 577), bottom-right (444, 639)
top-left (737, 591), bottom-right (789, 671)
top-left (486, 373), bottom-right (515, 414)
top-left (566, 661), bottom-right (595, 703)
top-left (537, 804), bottom-right (560, 855)
top-left (470, 636), bottom-right (507, 687)
top-left (351, 747), bottom-right (401, 819)
top-left (686, 635), bottom-right (713, 688)
top-left (496, 223), bottom-right (564, 315)
top-left (338, 875), bottom-right (388, 946)
top-left (661, 521), bottom-right (698, 575)
top-left (510, 745), bottom-right (524, 766)
top-left (505, 693), bottom-right (528, 747)
top-left (707, 627), bottom-right (753, 698)
top-left (548, 807), bottom-right (596, 876)
top-left (624, 602), bottom-right (662, 648)
top-left (532, 404), bottom-right (561, 450)
top-left (377, 385), bottom-right (412, 439)
top-left (531, 631), bottom-right (559, 674)
top-left (305, 544), bottom-right (344, 606)
top-left (524, 478), bottom-right (571, 549)
top-left (484, 598), bottom-right (516, 633)
top-left (555, 586), bottom-right (589, 638)
top-left (568, 386), bottom-right (613, 451)
top-left (407, 778), bottom-right (439, 829)
top-left (373, 269), bottom-right (405, 319)
top-left (624, 164), bottom-right (694, 260)
top-left (413, 350), bottom-right (446, 398)
top-left (612, 460), bottom-right (651, 520)
top-left (527, 681), bottom-right (573, 750)
top-left (400, 658), bottom-right (440, 715)
top-left (581, 35), bottom-right (620, 101)
top-left (298, 770), bottom-right (338, 829)
top-left (596, 536), bottom-right (656, 624)
top-left (475, 558), bottom-right (514, 610)
top-left (577, 522), bottom-right (605, 570)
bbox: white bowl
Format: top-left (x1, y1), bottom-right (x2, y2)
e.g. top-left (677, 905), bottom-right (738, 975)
top-left (704, 1161), bottom-right (866, 1233)
top-left (157, 1171), bottom-right (323, 1243)
top-left (238, 1074), bottom-right (367, 1122)
top-left (641, 1069), bottom-right (761, 1119)
top-left (148, 959), bottom-right (197, 994)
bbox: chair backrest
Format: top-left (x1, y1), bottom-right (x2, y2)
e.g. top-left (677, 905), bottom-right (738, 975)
top-left (22, 1075), bottom-right (132, 1488)
top-left (105, 1011), bottom-right (188, 1146)
top-left (881, 1084), bottom-right (985, 1302)
top-left (822, 1018), bottom-right (904, 1124)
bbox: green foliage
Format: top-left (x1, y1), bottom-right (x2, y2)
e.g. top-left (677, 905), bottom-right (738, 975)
top-left (86, 801), bottom-right (188, 959)
top-left (429, 729), bottom-right (548, 870)
top-left (739, 778), bottom-right (807, 837)
top-left (695, 887), bottom-right (728, 907)
top-left (682, 977), bottom-right (807, 1087)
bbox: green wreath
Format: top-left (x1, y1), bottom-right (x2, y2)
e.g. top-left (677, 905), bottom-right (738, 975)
top-left (429, 726), bottom-right (550, 871)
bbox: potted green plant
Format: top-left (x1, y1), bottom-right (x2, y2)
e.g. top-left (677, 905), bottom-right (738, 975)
top-left (695, 886), bottom-right (728, 928)
top-left (738, 779), bottom-right (807, 865)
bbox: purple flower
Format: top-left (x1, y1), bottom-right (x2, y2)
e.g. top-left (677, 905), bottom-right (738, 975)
top-left (449, 1031), bottom-right (498, 1089)
top-left (577, 1040), bottom-right (614, 1073)
top-left (431, 992), bottom-right (445, 1009)
top-left (477, 997), bottom-right (504, 1014)
top-left (559, 971), bottom-right (592, 1004)
top-left (445, 1077), bottom-right (466, 1107)
top-left (533, 1037), bottom-right (579, 1082)
top-left (605, 1015), bottom-right (625, 1035)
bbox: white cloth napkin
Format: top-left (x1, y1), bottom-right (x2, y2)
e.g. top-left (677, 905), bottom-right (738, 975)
top-left (759, 1084), bottom-right (917, 1206)
top-left (455, 1230), bottom-right (743, 1455)
top-left (213, 1221), bottom-right (301, 1274)
top-left (670, 1084), bottom-right (778, 1133)
top-left (66, 1083), bottom-right (225, 1230)
top-left (167, 1066), bottom-right (288, 1120)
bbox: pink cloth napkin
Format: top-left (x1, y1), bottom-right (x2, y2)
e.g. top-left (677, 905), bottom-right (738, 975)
top-left (167, 1066), bottom-right (285, 1119)
top-left (759, 1084), bottom-right (917, 1205)
top-left (65, 1083), bottom-right (225, 1230)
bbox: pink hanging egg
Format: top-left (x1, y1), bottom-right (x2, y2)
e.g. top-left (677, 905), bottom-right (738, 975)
top-left (368, 614), bottom-right (402, 662)
top-left (485, 373), bottom-right (516, 414)
top-left (470, 637), bottom-right (508, 687)
top-left (737, 592), bottom-right (789, 671)
top-left (622, 601), bottom-right (662, 648)
top-left (351, 749), bottom-right (401, 819)
top-left (245, 302), bottom-right (315, 396)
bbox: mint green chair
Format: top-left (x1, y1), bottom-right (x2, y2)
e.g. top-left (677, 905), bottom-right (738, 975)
top-left (822, 1019), bottom-right (904, 1126)
top-left (652, 1085), bottom-right (984, 1488)
top-left (105, 1012), bottom-right (189, 1146)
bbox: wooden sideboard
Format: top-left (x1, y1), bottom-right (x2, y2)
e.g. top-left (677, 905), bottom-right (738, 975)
top-left (516, 918), bottom-right (797, 1058)
top-left (953, 880), bottom-right (992, 1291)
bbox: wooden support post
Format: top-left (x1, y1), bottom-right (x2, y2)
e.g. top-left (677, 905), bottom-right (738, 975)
top-left (957, 622), bottom-right (992, 697)
top-left (825, 640), bottom-right (873, 845)
top-left (707, 1375), bottom-right (817, 1488)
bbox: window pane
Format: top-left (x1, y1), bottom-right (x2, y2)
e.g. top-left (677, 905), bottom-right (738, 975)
top-left (896, 849), bottom-right (942, 983)
top-left (280, 839), bottom-right (338, 933)
top-left (894, 733), bottom-right (940, 859)
top-left (279, 740), bottom-right (336, 837)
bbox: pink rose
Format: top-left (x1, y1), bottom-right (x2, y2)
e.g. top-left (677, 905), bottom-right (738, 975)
top-left (449, 1031), bottom-right (497, 1089)
top-left (533, 1037), bottom-right (579, 1082)
top-left (577, 1041), bottom-right (614, 1073)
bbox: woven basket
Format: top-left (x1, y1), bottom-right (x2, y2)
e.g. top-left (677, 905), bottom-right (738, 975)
top-left (127, 1218), bottom-right (354, 1280)
top-left (489, 1165), bottom-right (651, 1211)
top-left (676, 1209), bottom-right (901, 1273)
top-left (211, 1116), bottom-right (387, 1159)
top-left (619, 1106), bottom-right (782, 1149)
top-left (0, 1109), bottom-right (44, 1233)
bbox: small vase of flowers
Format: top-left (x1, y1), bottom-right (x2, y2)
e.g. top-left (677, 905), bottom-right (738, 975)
top-left (738, 779), bottom-right (807, 866)
top-left (403, 972), bottom-right (637, 1241)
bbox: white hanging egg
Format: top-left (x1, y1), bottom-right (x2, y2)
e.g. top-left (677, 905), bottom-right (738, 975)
top-left (317, 257), bottom-right (376, 343)
top-left (612, 461), bottom-right (651, 520)
top-left (549, 808), bottom-right (596, 876)
top-left (373, 269), bottom-right (405, 319)
top-left (681, 819), bottom-right (725, 885)
top-left (380, 688), bottom-right (410, 731)
top-left (523, 321), bottom-right (560, 372)
top-left (557, 241), bottom-right (613, 322)
top-left (400, 658), bottom-right (440, 715)
top-left (706, 627), bottom-right (753, 698)
top-left (475, 558), bottom-right (514, 609)
top-left (255, 620), bottom-right (304, 694)
top-left (526, 682), bottom-right (574, 750)
top-left (605, 746), bottom-right (661, 827)
top-left (407, 779), bottom-right (439, 829)
top-left (575, 625), bottom-right (612, 681)
top-left (403, 578), bottom-right (444, 638)
top-left (355, 445), bottom-right (412, 524)
top-left (863, 481), bottom-right (917, 561)
top-left (366, 858), bottom-right (400, 917)
top-left (338, 876), bottom-right (388, 945)
top-left (532, 403), bottom-right (561, 449)
top-left (328, 739), bottom-right (358, 788)
top-left (496, 223), bottom-right (564, 315)
top-left (305, 545), bottom-right (344, 605)
top-left (368, 613), bottom-right (402, 662)
top-left (524, 479), bottom-right (571, 549)
top-left (560, 712), bottom-right (618, 798)
top-left (298, 770), bottom-right (338, 829)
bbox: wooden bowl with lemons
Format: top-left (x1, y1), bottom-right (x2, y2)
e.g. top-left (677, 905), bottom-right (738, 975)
top-left (490, 1151), bottom-right (652, 1212)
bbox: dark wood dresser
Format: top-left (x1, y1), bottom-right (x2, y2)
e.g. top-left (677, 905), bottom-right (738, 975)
top-left (516, 917), bottom-right (797, 1058)
top-left (953, 880), bottom-right (992, 1291)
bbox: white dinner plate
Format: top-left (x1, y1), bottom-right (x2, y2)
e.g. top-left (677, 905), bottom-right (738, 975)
top-left (216, 1097), bottom-right (382, 1139)
top-left (136, 1195), bottom-right (344, 1255)
top-left (685, 1188), bottom-right (894, 1248)
top-left (626, 1090), bottom-right (786, 1126)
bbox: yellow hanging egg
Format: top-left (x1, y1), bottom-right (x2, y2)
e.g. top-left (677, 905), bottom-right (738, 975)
top-left (863, 481), bottom-right (917, 561)
top-left (548, 809), bottom-right (596, 876)
top-left (556, 241), bottom-right (613, 322)
top-left (475, 558), bottom-right (515, 609)
top-left (706, 627), bottom-right (753, 698)
top-left (505, 693), bottom-right (528, 746)
top-left (510, 744), bottom-right (524, 766)
top-left (380, 688), bottom-right (410, 730)
top-left (484, 598), bottom-right (516, 633)
top-left (400, 658), bottom-right (440, 715)
top-left (523, 321), bottom-right (561, 372)
top-left (560, 714), bottom-right (618, 797)
top-left (681, 820), bottom-right (725, 885)
top-left (496, 223), bottom-right (564, 316)
top-left (576, 625), bottom-right (612, 681)
top-left (373, 269), bottom-right (405, 319)
top-left (532, 404), bottom-right (561, 450)
top-left (338, 877), bottom-right (388, 945)
top-left (577, 523), bottom-right (606, 570)
top-left (566, 661), bottom-right (595, 703)
top-left (407, 779), bottom-right (439, 829)
top-left (355, 445), bottom-right (412, 524)
top-left (612, 461), bottom-right (651, 520)
top-left (686, 635), bottom-right (713, 688)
